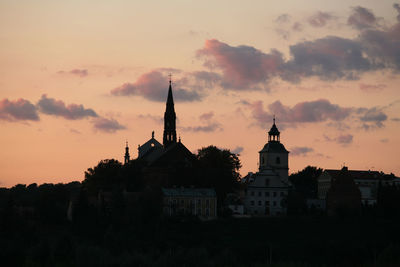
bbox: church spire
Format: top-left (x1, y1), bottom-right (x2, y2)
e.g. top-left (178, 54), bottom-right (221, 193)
top-left (163, 77), bottom-right (177, 147)
top-left (124, 141), bottom-right (130, 164)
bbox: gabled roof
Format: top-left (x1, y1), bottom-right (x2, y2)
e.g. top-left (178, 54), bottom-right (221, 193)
top-left (150, 141), bottom-right (196, 167)
top-left (138, 137), bottom-right (163, 159)
top-left (138, 137), bottom-right (195, 167)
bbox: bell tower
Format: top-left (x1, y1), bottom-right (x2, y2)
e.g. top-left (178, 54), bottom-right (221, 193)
top-left (259, 117), bottom-right (289, 180)
top-left (163, 78), bottom-right (177, 147)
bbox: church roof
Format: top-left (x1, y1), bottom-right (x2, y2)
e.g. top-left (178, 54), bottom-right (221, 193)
top-left (149, 141), bottom-right (196, 167)
top-left (259, 141), bottom-right (289, 154)
top-left (137, 136), bottom-right (195, 167)
top-left (138, 135), bottom-right (163, 160)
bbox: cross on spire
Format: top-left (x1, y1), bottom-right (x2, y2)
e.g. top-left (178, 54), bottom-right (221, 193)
top-left (168, 73), bottom-right (172, 85)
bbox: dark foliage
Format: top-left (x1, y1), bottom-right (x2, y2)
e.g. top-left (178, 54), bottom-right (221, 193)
top-left (377, 183), bottom-right (400, 219)
top-left (289, 165), bottom-right (323, 198)
top-left (83, 159), bottom-right (123, 193)
top-left (195, 145), bottom-right (241, 203)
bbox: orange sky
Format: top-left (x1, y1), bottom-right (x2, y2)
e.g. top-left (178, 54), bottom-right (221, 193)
top-left (1, 1), bottom-right (400, 187)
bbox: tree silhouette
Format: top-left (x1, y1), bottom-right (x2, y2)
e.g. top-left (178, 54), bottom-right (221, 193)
top-left (83, 159), bottom-right (123, 193)
top-left (195, 146), bottom-right (241, 208)
top-left (289, 165), bottom-right (323, 199)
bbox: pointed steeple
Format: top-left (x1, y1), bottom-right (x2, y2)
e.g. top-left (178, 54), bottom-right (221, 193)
top-left (166, 79), bottom-right (174, 109)
top-left (124, 141), bottom-right (130, 164)
top-left (163, 78), bottom-right (177, 147)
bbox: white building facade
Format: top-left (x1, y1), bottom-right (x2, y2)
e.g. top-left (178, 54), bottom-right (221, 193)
top-left (242, 119), bottom-right (291, 216)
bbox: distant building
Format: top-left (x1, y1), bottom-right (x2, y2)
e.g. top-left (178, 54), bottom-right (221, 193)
top-left (242, 118), bottom-right (291, 216)
top-left (318, 167), bottom-right (400, 206)
top-left (162, 187), bottom-right (217, 219)
top-left (324, 168), bottom-right (361, 216)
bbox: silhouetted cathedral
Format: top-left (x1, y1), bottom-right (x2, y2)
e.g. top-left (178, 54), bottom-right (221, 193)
top-left (124, 78), bottom-right (195, 185)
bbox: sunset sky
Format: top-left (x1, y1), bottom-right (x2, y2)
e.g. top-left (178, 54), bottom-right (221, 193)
top-left (1, 0), bottom-right (400, 187)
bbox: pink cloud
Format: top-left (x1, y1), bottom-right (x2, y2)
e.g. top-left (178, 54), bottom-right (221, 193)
top-left (291, 146), bottom-right (314, 156)
top-left (197, 39), bottom-right (284, 90)
top-left (37, 94), bottom-right (97, 120)
top-left (248, 99), bottom-right (352, 129)
top-left (199, 111), bottom-right (214, 121)
top-left (92, 117), bottom-right (126, 133)
top-left (247, 99), bottom-right (388, 131)
top-left (336, 134), bottom-right (353, 144)
top-left (57, 69), bottom-right (88, 77)
top-left (0, 98), bottom-right (39, 122)
top-left (111, 71), bottom-right (202, 102)
top-left (268, 99), bottom-right (351, 123)
top-left (292, 22), bottom-right (303, 32)
top-left (324, 134), bottom-right (354, 145)
top-left (359, 83), bottom-right (386, 92)
top-left (348, 6), bottom-right (378, 30)
top-left (181, 122), bottom-right (222, 133)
